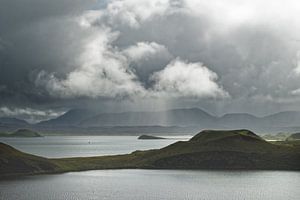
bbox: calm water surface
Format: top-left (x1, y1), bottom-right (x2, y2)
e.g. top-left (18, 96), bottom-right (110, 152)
top-left (0, 135), bottom-right (190, 158)
top-left (0, 170), bottom-right (299, 200)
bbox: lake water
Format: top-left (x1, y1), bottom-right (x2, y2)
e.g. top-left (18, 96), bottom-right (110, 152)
top-left (0, 135), bottom-right (190, 158)
top-left (1, 170), bottom-right (299, 200)
top-left (1, 136), bottom-right (300, 200)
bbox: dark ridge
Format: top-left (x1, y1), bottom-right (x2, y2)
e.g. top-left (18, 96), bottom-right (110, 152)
top-left (190, 129), bottom-right (262, 142)
top-left (138, 135), bottom-right (166, 140)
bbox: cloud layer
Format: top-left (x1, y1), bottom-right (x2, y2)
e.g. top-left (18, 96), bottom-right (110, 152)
top-left (1, 0), bottom-right (300, 119)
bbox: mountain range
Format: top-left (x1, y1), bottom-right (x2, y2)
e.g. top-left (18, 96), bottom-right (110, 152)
top-left (2, 108), bottom-right (300, 134)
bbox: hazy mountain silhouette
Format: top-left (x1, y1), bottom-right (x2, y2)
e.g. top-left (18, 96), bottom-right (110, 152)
top-left (0, 117), bottom-right (29, 126)
top-left (37, 109), bottom-right (97, 126)
top-left (37, 108), bottom-right (300, 132)
top-left (8, 109), bottom-right (300, 134)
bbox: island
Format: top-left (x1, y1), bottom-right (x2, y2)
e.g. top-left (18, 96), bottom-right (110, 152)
top-left (0, 129), bottom-right (42, 138)
top-left (286, 133), bottom-right (300, 141)
top-left (138, 135), bottom-right (166, 140)
top-left (1, 129), bottom-right (300, 178)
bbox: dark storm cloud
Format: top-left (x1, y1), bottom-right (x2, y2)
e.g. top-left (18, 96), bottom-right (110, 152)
top-left (1, 0), bottom-right (300, 121)
top-left (0, 0), bottom-right (97, 107)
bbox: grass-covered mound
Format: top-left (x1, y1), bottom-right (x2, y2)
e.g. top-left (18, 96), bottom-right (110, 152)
top-left (1, 129), bottom-right (300, 178)
top-left (138, 129), bottom-right (300, 170)
top-left (138, 135), bottom-right (166, 139)
top-left (0, 129), bottom-right (42, 137)
top-left (0, 143), bottom-right (59, 178)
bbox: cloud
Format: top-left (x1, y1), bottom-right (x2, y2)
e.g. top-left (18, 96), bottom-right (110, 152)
top-left (0, 106), bottom-right (64, 123)
top-left (35, 27), bottom-right (146, 99)
top-left (103, 0), bottom-right (172, 27)
top-left (293, 51), bottom-right (300, 75)
top-left (150, 59), bottom-right (229, 98)
top-left (291, 88), bottom-right (300, 96)
top-left (122, 42), bottom-right (173, 83)
top-left (2, 0), bottom-right (300, 116)
top-left (123, 42), bottom-right (170, 62)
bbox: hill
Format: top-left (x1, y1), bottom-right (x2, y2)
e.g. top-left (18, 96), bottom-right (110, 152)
top-left (1, 129), bottom-right (300, 178)
top-left (139, 129), bottom-right (300, 169)
top-left (0, 129), bottom-right (42, 137)
top-left (138, 135), bottom-right (166, 139)
top-left (286, 133), bottom-right (300, 141)
top-left (0, 143), bottom-right (59, 177)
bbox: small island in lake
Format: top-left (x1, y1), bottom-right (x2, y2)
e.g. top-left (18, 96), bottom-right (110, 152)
top-left (138, 135), bottom-right (166, 140)
top-left (0, 129), bottom-right (42, 138)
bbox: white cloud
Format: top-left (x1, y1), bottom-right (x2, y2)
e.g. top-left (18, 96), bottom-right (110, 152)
top-left (105, 0), bottom-right (171, 27)
top-left (36, 27), bottom-right (146, 99)
top-left (291, 88), bottom-right (300, 96)
top-left (77, 10), bottom-right (104, 28)
top-left (0, 106), bottom-right (64, 123)
top-left (150, 58), bottom-right (229, 98)
top-left (36, 27), bottom-right (227, 100)
top-left (123, 42), bottom-right (170, 62)
top-left (293, 51), bottom-right (300, 75)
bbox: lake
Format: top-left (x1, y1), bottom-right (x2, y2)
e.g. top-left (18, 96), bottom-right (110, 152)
top-left (1, 170), bottom-right (299, 200)
top-left (0, 135), bottom-right (190, 158)
top-left (1, 136), bottom-right (300, 200)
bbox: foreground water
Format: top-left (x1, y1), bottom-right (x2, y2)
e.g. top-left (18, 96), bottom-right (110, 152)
top-left (0, 135), bottom-right (189, 158)
top-left (1, 170), bottom-right (300, 200)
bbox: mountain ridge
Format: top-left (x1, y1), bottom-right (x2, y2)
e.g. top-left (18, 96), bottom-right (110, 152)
top-left (37, 108), bottom-right (300, 131)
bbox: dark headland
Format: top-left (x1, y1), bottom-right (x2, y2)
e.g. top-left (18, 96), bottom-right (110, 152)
top-left (1, 129), bottom-right (300, 178)
top-left (138, 135), bottom-right (166, 139)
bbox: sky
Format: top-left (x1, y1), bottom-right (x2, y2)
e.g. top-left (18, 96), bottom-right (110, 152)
top-left (1, 0), bottom-right (300, 122)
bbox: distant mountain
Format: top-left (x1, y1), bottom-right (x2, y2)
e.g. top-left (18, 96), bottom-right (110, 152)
top-left (37, 109), bottom-right (97, 127)
top-left (34, 109), bottom-right (300, 134)
top-left (0, 117), bottom-right (29, 126)
top-left (80, 108), bottom-right (216, 127)
top-left (0, 117), bottom-right (29, 132)
top-left (217, 113), bottom-right (261, 128)
top-left (261, 111), bottom-right (300, 127)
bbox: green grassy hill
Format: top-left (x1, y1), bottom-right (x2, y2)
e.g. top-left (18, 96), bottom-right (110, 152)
top-left (0, 129), bottom-right (42, 137)
top-left (138, 130), bottom-right (300, 169)
top-left (0, 143), bottom-right (59, 178)
top-left (1, 129), bottom-right (300, 178)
